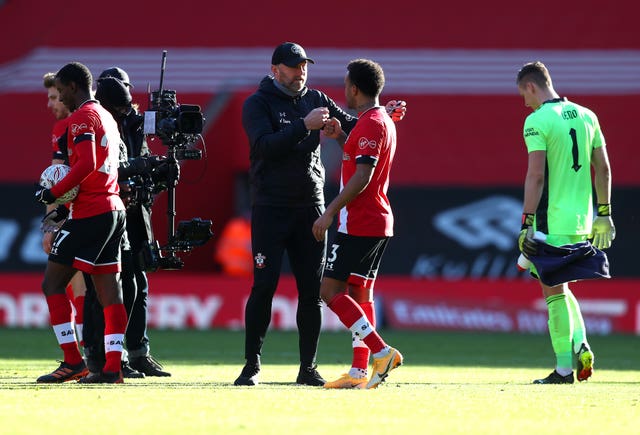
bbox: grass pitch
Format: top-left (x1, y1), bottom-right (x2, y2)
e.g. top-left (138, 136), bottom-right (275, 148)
top-left (1, 328), bottom-right (638, 434)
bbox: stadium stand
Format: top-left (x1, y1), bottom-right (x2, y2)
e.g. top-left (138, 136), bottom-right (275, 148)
top-left (1, 1), bottom-right (639, 327)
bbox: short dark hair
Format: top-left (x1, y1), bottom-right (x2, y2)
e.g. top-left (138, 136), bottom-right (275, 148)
top-left (55, 62), bottom-right (93, 92)
top-left (42, 72), bottom-right (56, 88)
top-left (347, 59), bottom-right (385, 98)
top-left (516, 61), bottom-right (552, 89)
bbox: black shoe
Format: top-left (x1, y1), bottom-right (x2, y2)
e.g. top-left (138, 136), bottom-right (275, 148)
top-left (533, 370), bottom-right (575, 384)
top-left (296, 365), bottom-right (326, 386)
top-left (121, 361), bottom-right (145, 379)
top-left (129, 355), bottom-right (171, 377)
top-left (83, 347), bottom-right (105, 374)
top-left (234, 362), bottom-right (260, 386)
top-left (77, 370), bottom-right (123, 384)
top-left (36, 361), bottom-right (89, 383)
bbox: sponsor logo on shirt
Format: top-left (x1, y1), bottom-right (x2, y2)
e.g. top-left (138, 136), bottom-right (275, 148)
top-left (358, 137), bottom-right (377, 149)
top-left (71, 123), bottom-right (88, 136)
top-left (524, 127), bottom-right (539, 138)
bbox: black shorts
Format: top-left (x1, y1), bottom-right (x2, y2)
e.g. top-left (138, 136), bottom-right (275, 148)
top-left (323, 232), bottom-right (389, 289)
top-left (49, 210), bottom-right (126, 274)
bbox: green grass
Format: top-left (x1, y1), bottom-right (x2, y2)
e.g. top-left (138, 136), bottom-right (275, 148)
top-left (1, 329), bottom-right (639, 434)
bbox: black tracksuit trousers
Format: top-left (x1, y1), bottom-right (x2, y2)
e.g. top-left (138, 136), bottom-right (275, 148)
top-left (244, 205), bottom-right (326, 368)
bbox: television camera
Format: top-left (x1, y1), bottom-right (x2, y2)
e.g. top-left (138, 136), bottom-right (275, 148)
top-left (140, 50), bottom-right (213, 271)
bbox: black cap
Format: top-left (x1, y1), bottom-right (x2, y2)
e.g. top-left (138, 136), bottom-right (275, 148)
top-left (95, 77), bottom-right (132, 109)
top-left (271, 42), bottom-right (315, 67)
top-left (98, 66), bottom-right (132, 88)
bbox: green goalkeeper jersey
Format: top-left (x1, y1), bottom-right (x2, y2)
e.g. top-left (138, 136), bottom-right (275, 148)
top-left (523, 98), bottom-right (606, 235)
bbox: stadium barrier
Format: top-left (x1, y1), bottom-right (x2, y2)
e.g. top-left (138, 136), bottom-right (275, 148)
top-left (1, 273), bottom-right (638, 334)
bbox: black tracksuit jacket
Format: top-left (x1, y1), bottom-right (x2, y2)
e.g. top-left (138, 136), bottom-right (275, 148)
top-left (242, 76), bottom-right (357, 207)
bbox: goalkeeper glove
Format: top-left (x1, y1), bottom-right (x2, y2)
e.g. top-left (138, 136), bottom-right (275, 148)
top-left (41, 205), bottom-right (69, 233)
top-left (590, 204), bottom-right (616, 249)
top-left (385, 100), bottom-right (406, 122)
top-left (518, 213), bottom-right (538, 257)
top-left (35, 186), bottom-right (57, 205)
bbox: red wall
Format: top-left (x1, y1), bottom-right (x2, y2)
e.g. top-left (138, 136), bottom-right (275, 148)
top-left (2, 1), bottom-right (639, 61)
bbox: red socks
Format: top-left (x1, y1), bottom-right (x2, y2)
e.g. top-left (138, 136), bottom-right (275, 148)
top-left (45, 293), bottom-right (83, 365)
top-left (64, 286), bottom-right (84, 346)
top-left (328, 293), bottom-right (385, 354)
top-left (103, 304), bottom-right (127, 373)
top-left (352, 301), bottom-right (375, 370)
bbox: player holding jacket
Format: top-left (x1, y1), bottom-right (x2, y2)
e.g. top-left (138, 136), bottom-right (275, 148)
top-left (516, 61), bottom-right (615, 384)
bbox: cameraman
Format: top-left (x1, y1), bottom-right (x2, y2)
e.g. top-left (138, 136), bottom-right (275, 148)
top-left (93, 70), bottom-right (171, 377)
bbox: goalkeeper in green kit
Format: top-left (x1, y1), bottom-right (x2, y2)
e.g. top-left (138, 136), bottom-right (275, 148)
top-left (515, 61), bottom-right (616, 384)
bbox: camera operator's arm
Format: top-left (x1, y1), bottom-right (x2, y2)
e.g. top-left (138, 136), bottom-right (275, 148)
top-left (151, 158), bottom-right (179, 188)
top-left (242, 94), bottom-right (313, 160)
top-left (119, 156), bottom-right (165, 179)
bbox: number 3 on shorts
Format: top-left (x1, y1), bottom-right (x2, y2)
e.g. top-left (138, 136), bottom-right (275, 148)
top-left (327, 243), bottom-right (339, 264)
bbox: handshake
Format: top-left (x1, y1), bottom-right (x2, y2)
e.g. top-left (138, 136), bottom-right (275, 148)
top-left (304, 100), bottom-right (407, 132)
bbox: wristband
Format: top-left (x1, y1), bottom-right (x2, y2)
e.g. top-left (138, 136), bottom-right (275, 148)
top-left (596, 204), bottom-right (611, 216)
top-left (521, 213), bottom-right (535, 230)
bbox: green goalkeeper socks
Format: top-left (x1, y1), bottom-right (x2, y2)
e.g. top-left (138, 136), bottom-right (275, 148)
top-left (545, 293), bottom-right (573, 370)
top-left (565, 288), bottom-right (589, 354)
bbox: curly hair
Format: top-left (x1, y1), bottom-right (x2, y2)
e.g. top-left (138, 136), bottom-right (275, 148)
top-left (347, 59), bottom-right (385, 98)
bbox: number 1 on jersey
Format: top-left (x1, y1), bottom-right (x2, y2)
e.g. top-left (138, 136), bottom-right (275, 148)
top-left (569, 128), bottom-right (582, 172)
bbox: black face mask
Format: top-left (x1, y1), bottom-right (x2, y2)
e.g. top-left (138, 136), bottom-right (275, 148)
top-left (109, 105), bottom-right (132, 121)
top-left (119, 106), bottom-right (133, 119)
